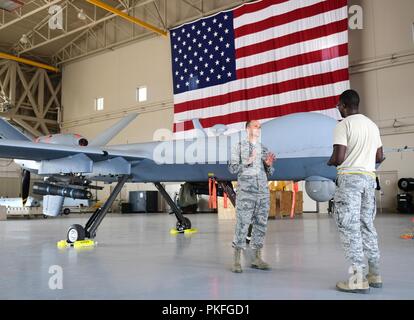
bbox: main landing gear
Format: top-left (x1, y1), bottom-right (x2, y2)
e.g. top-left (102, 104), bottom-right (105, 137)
top-left (65, 175), bottom-right (130, 244)
top-left (154, 182), bottom-right (193, 233)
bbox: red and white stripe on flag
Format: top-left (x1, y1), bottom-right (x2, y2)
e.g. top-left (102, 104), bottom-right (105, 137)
top-left (170, 0), bottom-right (349, 137)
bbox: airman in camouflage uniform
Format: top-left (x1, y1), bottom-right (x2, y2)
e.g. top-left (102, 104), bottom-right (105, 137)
top-left (228, 120), bottom-right (276, 273)
top-left (328, 90), bottom-right (384, 293)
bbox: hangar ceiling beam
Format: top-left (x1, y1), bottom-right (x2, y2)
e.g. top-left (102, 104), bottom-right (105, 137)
top-left (86, 0), bottom-right (167, 36)
top-left (52, 0), bottom-right (158, 64)
top-left (12, 0), bottom-right (157, 55)
top-left (12, 0), bottom-right (97, 55)
top-left (53, 0), bottom-right (257, 65)
top-left (0, 52), bottom-right (59, 72)
top-left (0, 0), bottom-right (62, 31)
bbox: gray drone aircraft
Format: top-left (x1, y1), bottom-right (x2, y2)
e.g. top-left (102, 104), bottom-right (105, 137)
top-left (0, 112), bottom-right (338, 243)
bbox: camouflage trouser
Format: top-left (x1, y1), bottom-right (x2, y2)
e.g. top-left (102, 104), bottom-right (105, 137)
top-left (334, 174), bottom-right (380, 272)
top-left (233, 191), bottom-right (270, 250)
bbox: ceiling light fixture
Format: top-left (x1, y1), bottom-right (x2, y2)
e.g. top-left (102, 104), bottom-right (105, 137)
top-left (77, 9), bottom-right (86, 20)
top-left (19, 34), bottom-right (29, 44)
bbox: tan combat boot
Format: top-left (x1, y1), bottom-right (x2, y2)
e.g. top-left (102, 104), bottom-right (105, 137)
top-left (367, 273), bottom-right (383, 288)
top-left (367, 262), bottom-right (382, 288)
top-left (231, 248), bottom-right (242, 273)
top-left (251, 249), bottom-right (270, 270)
top-left (336, 268), bottom-right (370, 294)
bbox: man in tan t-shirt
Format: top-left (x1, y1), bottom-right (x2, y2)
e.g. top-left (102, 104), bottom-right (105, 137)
top-left (328, 89), bottom-right (385, 294)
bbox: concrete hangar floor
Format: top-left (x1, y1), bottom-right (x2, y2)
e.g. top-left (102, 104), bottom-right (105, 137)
top-left (0, 212), bottom-right (412, 300)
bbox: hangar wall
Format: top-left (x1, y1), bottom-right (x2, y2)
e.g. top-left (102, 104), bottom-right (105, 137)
top-left (60, 0), bottom-right (414, 207)
top-left (61, 36), bottom-right (174, 144)
top-left (348, 0), bottom-right (414, 182)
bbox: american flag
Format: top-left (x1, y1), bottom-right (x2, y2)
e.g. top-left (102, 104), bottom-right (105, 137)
top-left (170, 0), bottom-right (349, 137)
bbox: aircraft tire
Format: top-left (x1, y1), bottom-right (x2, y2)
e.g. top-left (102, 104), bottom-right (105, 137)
top-left (176, 217), bottom-right (191, 231)
top-left (67, 224), bottom-right (85, 243)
